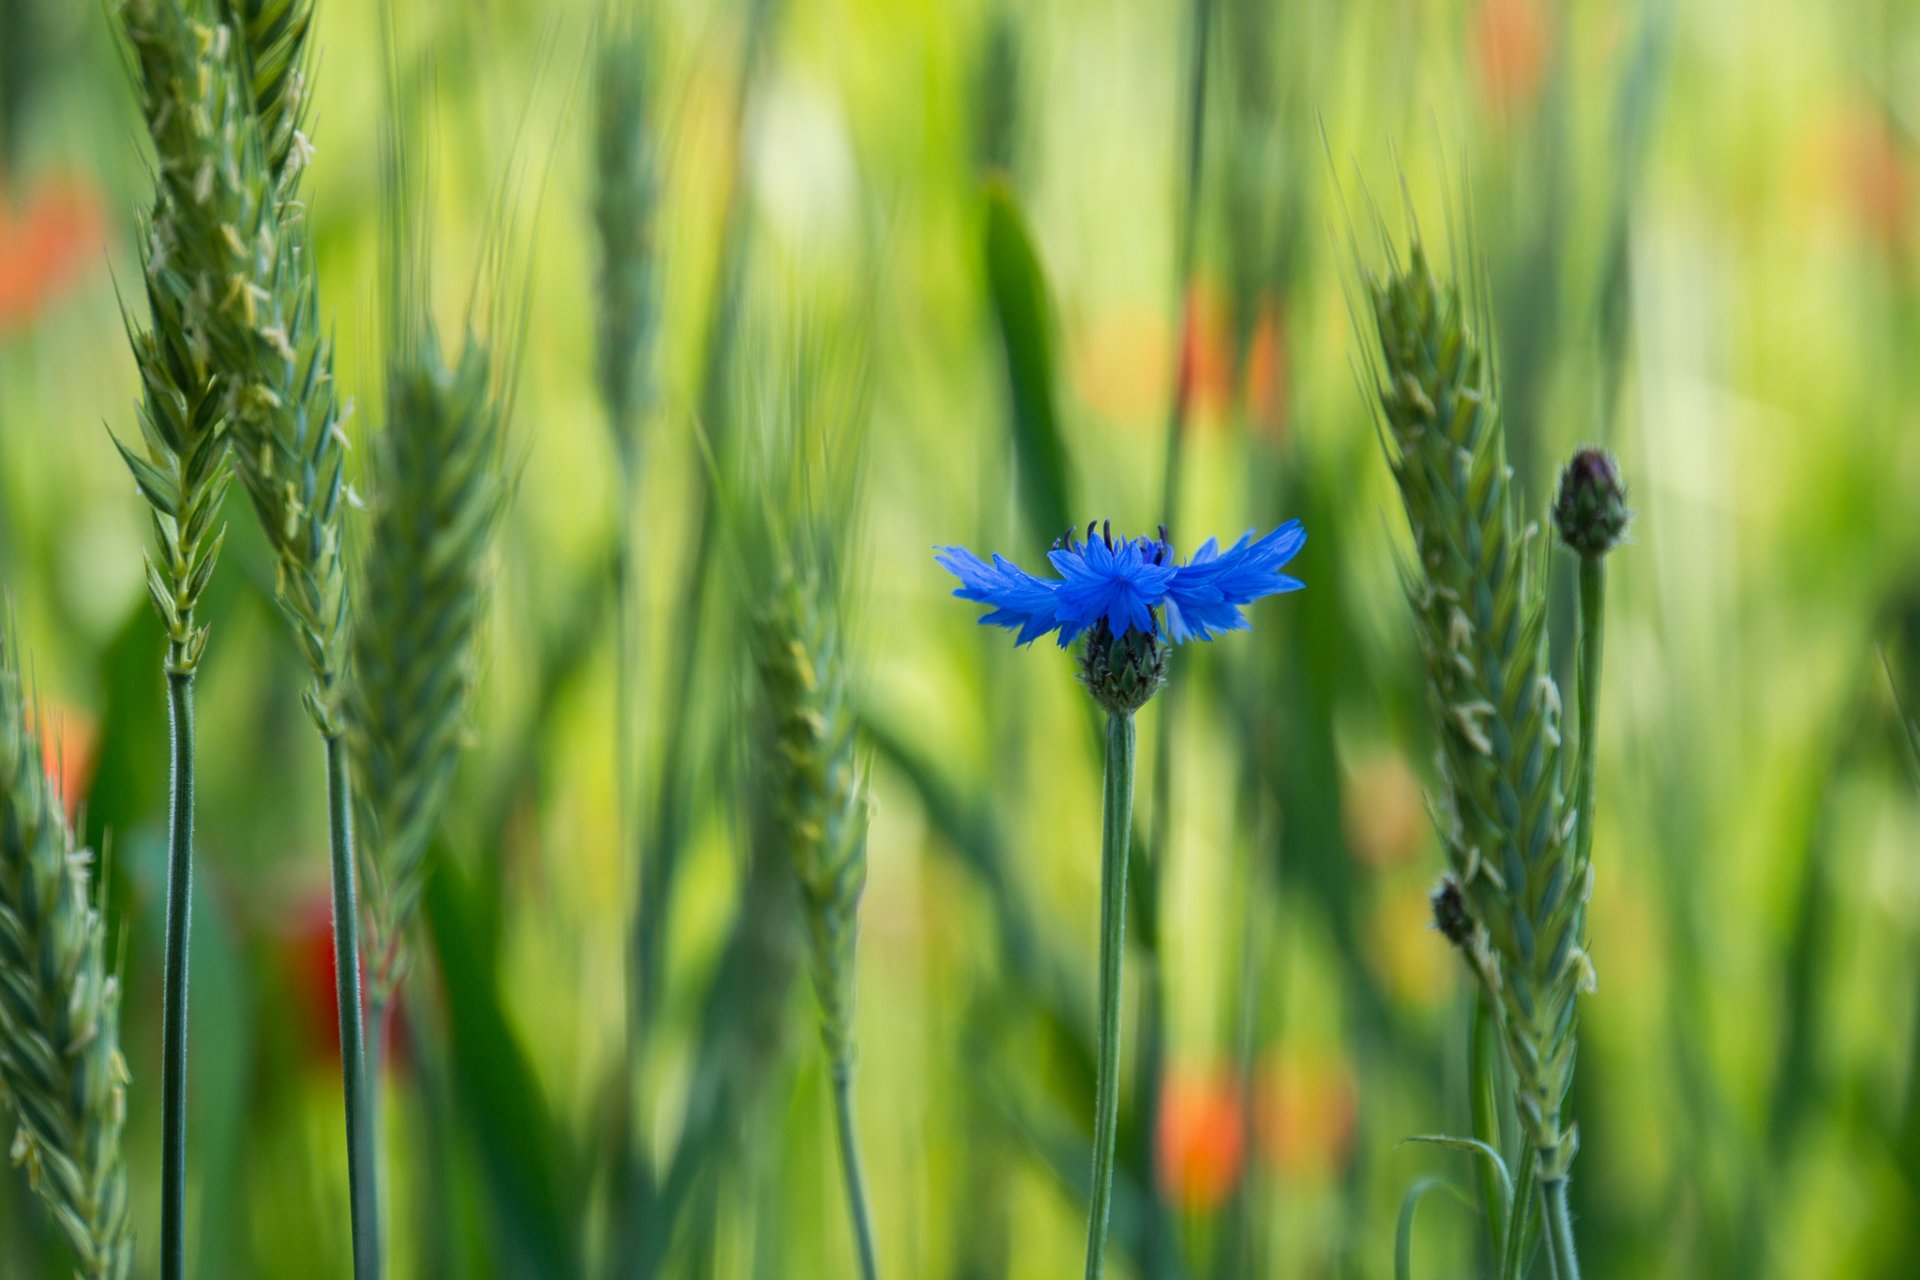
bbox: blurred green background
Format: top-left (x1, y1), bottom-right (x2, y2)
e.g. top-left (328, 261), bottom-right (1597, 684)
top-left (5, 0), bottom-right (1920, 1275)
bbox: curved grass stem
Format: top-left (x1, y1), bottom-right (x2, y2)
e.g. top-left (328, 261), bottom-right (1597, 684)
top-left (831, 1061), bottom-right (880, 1280)
top-left (1084, 711), bottom-right (1136, 1280)
top-left (160, 671), bottom-right (195, 1280)
top-left (325, 732), bottom-right (381, 1279)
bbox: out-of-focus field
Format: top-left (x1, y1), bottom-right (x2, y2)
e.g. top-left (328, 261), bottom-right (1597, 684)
top-left (4, 0), bottom-right (1920, 1275)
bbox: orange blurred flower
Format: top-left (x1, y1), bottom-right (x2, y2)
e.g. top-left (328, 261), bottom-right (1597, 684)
top-left (1844, 105), bottom-right (1911, 266)
top-left (36, 699), bottom-right (98, 823)
top-left (1242, 296), bottom-right (1290, 444)
top-left (1343, 752), bottom-right (1427, 870)
top-left (1473, 0), bottom-right (1551, 119)
top-left (1176, 279), bottom-right (1234, 426)
top-left (1253, 1045), bottom-right (1357, 1180)
top-left (0, 168), bottom-right (106, 331)
top-left (1156, 1064), bottom-right (1247, 1214)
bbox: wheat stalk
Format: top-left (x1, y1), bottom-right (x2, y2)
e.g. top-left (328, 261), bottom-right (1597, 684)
top-left (1363, 237), bottom-right (1592, 1215)
top-left (116, 4), bottom-right (379, 1273)
top-left (0, 626), bottom-right (132, 1280)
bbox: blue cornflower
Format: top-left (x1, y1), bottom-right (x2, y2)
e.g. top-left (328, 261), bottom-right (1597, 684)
top-left (936, 518), bottom-right (1305, 649)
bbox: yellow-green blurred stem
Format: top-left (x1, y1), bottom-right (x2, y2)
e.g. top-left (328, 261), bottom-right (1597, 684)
top-left (1084, 711), bottom-right (1135, 1280)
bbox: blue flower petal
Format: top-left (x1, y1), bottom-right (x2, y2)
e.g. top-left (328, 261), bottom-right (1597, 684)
top-left (1164, 520), bottom-right (1307, 642)
top-left (939, 519), bottom-right (1303, 650)
top-left (935, 546), bottom-right (1062, 645)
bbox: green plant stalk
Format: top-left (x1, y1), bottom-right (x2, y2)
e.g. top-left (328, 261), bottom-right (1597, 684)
top-left (1540, 1176), bottom-right (1579, 1280)
top-left (160, 671), bottom-right (195, 1280)
top-left (1468, 991), bottom-right (1505, 1267)
top-left (1572, 557), bottom-right (1606, 880)
top-left (1084, 711), bottom-right (1135, 1280)
top-left (831, 1061), bottom-right (880, 1280)
top-left (325, 732), bottom-right (381, 1279)
top-left (1500, 1144), bottom-right (1538, 1280)
top-left (1538, 555), bottom-right (1606, 1280)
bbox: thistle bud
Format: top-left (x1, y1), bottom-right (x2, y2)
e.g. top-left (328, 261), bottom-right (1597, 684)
top-left (1552, 448), bottom-right (1632, 559)
top-left (1430, 877), bottom-right (1474, 948)
top-left (1079, 619), bottom-right (1167, 716)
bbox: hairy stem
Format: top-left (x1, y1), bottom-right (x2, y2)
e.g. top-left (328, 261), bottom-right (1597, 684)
top-left (160, 671), bottom-right (195, 1280)
top-left (1540, 1175), bottom-right (1581, 1280)
top-left (1084, 711), bottom-right (1135, 1280)
top-left (326, 732), bottom-right (381, 1279)
top-left (831, 1061), bottom-right (880, 1280)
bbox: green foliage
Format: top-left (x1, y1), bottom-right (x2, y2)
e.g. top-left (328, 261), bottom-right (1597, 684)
top-left (983, 181), bottom-right (1075, 546)
top-left (0, 629), bottom-right (131, 1280)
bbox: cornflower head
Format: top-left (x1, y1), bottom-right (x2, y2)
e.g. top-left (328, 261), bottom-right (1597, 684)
top-left (940, 515), bottom-right (1300, 1280)
top-left (1361, 233), bottom-right (1588, 1182)
top-left (936, 518), bottom-right (1306, 715)
top-left (0, 625), bottom-right (132, 1280)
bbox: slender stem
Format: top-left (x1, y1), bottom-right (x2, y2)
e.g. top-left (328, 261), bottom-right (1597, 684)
top-left (830, 1061), bottom-right (881, 1280)
top-left (1500, 1144), bottom-right (1538, 1280)
top-left (1573, 556), bottom-right (1607, 875)
top-left (325, 731), bottom-right (382, 1280)
top-left (160, 670), bottom-right (195, 1280)
top-left (1468, 991), bottom-right (1507, 1268)
top-left (1540, 1175), bottom-right (1581, 1280)
top-left (1084, 711), bottom-right (1136, 1280)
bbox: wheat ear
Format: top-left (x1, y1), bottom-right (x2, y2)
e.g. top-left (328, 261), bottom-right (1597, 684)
top-left (0, 627), bottom-right (132, 1280)
top-left (1364, 239), bottom-right (1591, 1186)
top-left (351, 334), bottom-right (507, 1014)
top-left (753, 570), bottom-right (879, 1278)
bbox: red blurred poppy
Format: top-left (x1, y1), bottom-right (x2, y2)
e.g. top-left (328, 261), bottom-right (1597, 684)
top-left (0, 169), bottom-right (106, 331)
top-left (1156, 1065), bottom-right (1247, 1214)
top-left (1473, 0), bottom-right (1551, 119)
top-left (281, 892), bottom-right (404, 1075)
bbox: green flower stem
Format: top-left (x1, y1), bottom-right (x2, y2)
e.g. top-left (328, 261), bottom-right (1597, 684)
top-left (1539, 553), bottom-right (1607, 1280)
top-left (160, 670), bottom-right (195, 1280)
top-left (831, 1061), bottom-right (880, 1280)
top-left (325, 731), bottom-right (381, 1280)
top-left (1084, 711), bottom-right (1136, 1280)
top-left (1573, 555), bottom-right (1608, 876)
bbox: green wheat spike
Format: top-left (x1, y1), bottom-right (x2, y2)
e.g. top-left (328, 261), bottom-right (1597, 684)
top-left (1365, 236), bottom-right (1591, 1180)
top-left (351, 334), bottom-right (508, 1006)
top-left (0, 627), bottom-right (133, 1280)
